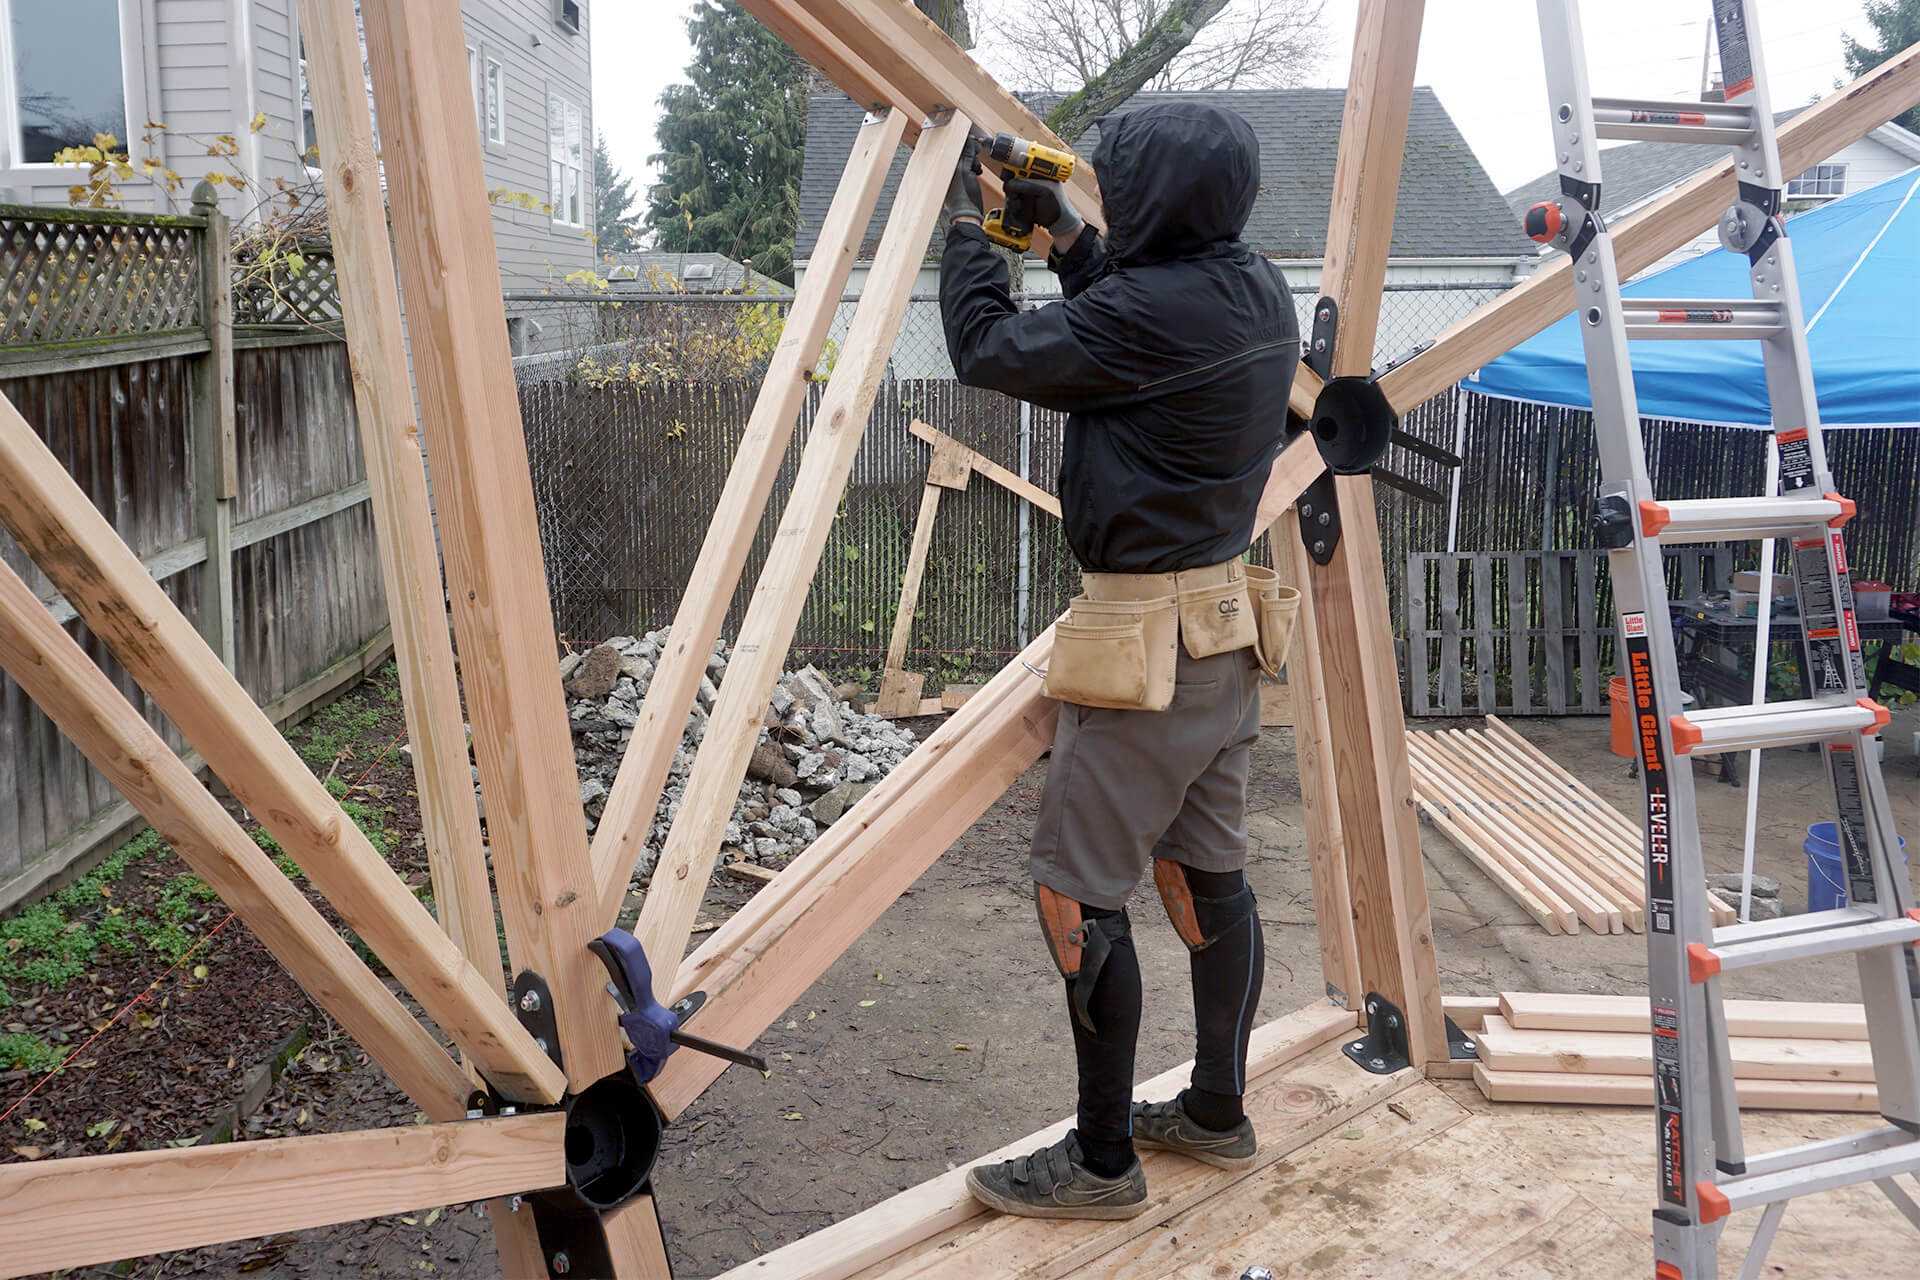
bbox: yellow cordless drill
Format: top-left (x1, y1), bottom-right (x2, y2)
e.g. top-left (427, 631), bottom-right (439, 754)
top-left (978, 132), bottom-right (1077, 252)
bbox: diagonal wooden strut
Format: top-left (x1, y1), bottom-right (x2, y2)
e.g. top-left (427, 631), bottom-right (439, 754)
top-left (0, 391), bottom-right (564, 1104)
top-left (0, 1113), bottom-right (564, 1280)
top-left (589, 107), bottom-right (910, 920)
top-left (0, 556), bottom-right (472, 1121)
top-left (300, 0), bottom-right (501, 999)
top-left (633, 113), bottom-right (973, 996)
top-left (872, 435), bottom-right (971, 717)
top-left (649, 436), bottom-right (1328, 1118)
top-left (358, 0), bottom-right (621, 1092)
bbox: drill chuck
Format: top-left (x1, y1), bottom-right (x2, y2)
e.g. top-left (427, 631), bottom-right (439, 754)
top-left (986, 132), bottom-right (1075, 184)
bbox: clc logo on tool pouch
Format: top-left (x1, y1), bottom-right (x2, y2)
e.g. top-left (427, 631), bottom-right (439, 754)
top-left (1217, 598), bottom-right (1240, 616)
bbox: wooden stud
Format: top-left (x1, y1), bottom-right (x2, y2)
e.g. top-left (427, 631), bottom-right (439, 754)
top-left (300, 0), bottom-right (502, 999)
top-left (600, 1196), bottom-right (676, 1280)
top-left (0, 556), bottom-right (471, 1120)
top-left (0, 390), bottom-right (563, 1104)
top-left (909, 420), bottom-right (1059, 517)
top-left (0, 1114), bottom-right (564, 1280)
top-left (1475, 1015), bottom-right (1875, 1082)
top-left (1472, 1063), bottom-right (1881, 1113)
top-left (590, 108), bottom-right (910, 919)
top-left (873, 442), bottom-right (968, 717)
top-left (634, 115), bottom-right (973, 995)
top-left (357, 0), bottom-right (620, 1089)
top-left (1377, 42), bottom-right (1920, 413)
top-left (1409, 753), bottom-right (1577, 935)
top-left (1499, 993), bottom-right (1869, 1042)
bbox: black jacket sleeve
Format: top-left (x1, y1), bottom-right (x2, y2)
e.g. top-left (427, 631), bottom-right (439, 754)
top-left (938, 221), bottom-right (1138, 415)
top-left (1049, 228), bottom-right (1107, 299)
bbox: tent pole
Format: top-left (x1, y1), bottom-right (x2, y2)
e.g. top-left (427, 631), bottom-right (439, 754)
top-left (1446, 391), bottom-right (1470, 553)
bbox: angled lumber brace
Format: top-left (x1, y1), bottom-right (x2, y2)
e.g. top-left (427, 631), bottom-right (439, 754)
top-left (1377, 40), bottom-right (1920, 413)
top-left (299, 0), bottom-right (501, 998)
top-left (0, 556), bottom-right (472, 1120)
top-left (589, 108), bottom-right (910, 920)
top-left (357, 0), bottom-right (621, 1091)
top-left (908, 419), bottom-right (1062, 518)
top-left (1300, 0), bottom-right (1447, 1066)
top-left (0, 392), bottom-right (563, 1104)
top-left (633, 113), bottom-right (974, 994)
top-left (1274, 518), bottom-right (1362, 1009)
top-left (0, 1113), bottom-right (564, 1280)
top-left (873, 435), bottom-right (973, 717)
top-left (649, 436), bottom-right (1327, 1117)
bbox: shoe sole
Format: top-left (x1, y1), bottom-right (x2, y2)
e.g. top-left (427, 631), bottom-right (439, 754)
top-left (965, 1171), bottom-right (1148, 1220)
top-left (1133, 1134), bottom-right (1258, 1170)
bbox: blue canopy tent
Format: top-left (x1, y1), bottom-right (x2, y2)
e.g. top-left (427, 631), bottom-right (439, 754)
top-left (1463, 166), bottom-right (1920, 427)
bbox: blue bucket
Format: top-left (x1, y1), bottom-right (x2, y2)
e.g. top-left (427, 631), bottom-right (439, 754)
top-left (1805, 822), bottom-right (1909, 913)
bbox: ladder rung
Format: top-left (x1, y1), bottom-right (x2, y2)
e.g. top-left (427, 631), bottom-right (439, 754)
top-left (1621, 298), bottom-right (1785, 341)
top-left (1714, 905), bottom-right (1881, 948)
top-left (1740, 1126), bottom-right (1916, 1180)
top-left (1687, 911), bottom-right (1920, 981)
top-left (1639, 493), bottom-right (1855, 543)
top-left (1669, 697), bottom-right (1889, 755)
top-left (1592, 96), bottom-right (1756, 145)
top-left (1699, 1135), bottom-right (1920, 1223)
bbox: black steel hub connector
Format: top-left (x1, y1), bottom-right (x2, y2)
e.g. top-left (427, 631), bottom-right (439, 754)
top-left (1343, 992), bottom-right (1412, 1074)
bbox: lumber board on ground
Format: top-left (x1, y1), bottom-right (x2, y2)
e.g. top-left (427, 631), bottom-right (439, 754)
top-left (0, 558), bottom-right (471, 1122)
top-left (0, 1114), bottom-right (564, 1280)
top-left (1377, 43), bottom-right (1920, 412)
top-left (635, 116), bottom-right (973, 998)
top-left (1476, 1015), bottom-right (1874, 1082)
top-left (357, 0), bottom-right (617, 1090)
top-left (1443, 994), bottom-right (1503, 1033)
top-left (907, 420), bottom-right (1061, 518)
top-left (601, 1196), bottom-right (675, 1280)
top-left (0, 392), bottom-right (563, 1105)
top-left (715, 1006), bottom-right (1366, 1280)
top-left (652, 439), bottom-right (1326, 1116)
top-left (1474, 1063), bottom-right (1882, 1113)
top-left (300, 0), bottom-right (499, 998)
top-left (1409, 751), bottom-right (1577, 934)
top-left (1499, 992), bottom-right (1869, 1041)
top-left (590, 109), bottom-right (909, 919)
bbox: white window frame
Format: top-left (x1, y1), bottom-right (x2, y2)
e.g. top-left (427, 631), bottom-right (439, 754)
top-left (548, 90), bottom-right (586, 228)
top-left (0, 0), bottom-right (140, 171)
top-left (1787, 162), bottom-right (1847, 199)
top-left (484, 57), bottom-right (505, 146)
top-left (467, 44), bottom-right (482, 128)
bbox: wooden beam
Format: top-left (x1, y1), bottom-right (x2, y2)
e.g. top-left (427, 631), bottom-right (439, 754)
top-left (0, 1114), bottom-right (564, 1280)
top-left (358, 0), bottom-right (620, 1089)
top-left (591, 109), bottom-right (909, 920)
top-left (1498, 993), bottom-right (1869, 1042)
top-left (0, 391), bottom-right (563, 1105)
top-left (650, 437), bottom-right (1325, 1117)
top-left (1476, 1015), bottom-right (1874, 1081)
top-left (1473, 1064), bottom-right (1881, 1113)
top-left (873, 481), bottom-right (944, 717)
top-left (601, 1196), bottom-right (676, 1280)
top-left (634, 115), bottom-right (973, 993)
top-left (909, 419), bottom-right (1061, 518)
top-left (300, 0), bottom-right (501, 1001)
top-left (0, 557), bottom-right (471, 1121)
top-left (1296, 0), bottom-right (1447, 1067)
top-left (1377, 41), bottom-right (1920, 413)
top-left (712, 1005), bottom-right (1363, 1280)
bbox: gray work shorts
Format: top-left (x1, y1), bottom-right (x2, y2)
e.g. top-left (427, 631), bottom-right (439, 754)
top-left (1029, 644), bottom-right (1262, 910)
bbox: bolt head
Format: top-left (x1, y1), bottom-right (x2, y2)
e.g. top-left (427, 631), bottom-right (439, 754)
top-left (552, 1251), bottom-right (571, 1275)
top-left (1301, 502), bottom-right (1314, 518)
top-left (1371, 1057), bottom-right (1386, 1068)
top-left (1317, 511), bottom-right (1331, 527)
top-left (519, 990), bottom-right (542, 1013)
top-left (535, 1037), bottom-right (550, 1053)
top-left (1557, 104), bottom-right (1572, 122)
top-left (509, 1195), bottom-right (524, 1212)
top-left (1312, 540), bottom-right (1326, 555)
top-left (1313, 337), bottom-right (1327, 351)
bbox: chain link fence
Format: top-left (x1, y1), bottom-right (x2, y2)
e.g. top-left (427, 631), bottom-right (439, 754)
top-left (512, 279), bottom-right (1517, 690)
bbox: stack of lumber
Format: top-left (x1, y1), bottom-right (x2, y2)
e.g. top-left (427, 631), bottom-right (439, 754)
top-left (1409, 716), bottom-right (1735, 936)
top-left (1470, 992), bottom-right (1880, 1113)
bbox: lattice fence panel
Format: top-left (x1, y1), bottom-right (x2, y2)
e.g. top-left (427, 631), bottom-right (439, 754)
top-left (0, 215), bottom-right (201, 345)
top-left (233, 249), bottom-right (344, 327)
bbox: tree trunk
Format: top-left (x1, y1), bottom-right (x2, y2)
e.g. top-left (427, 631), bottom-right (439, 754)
top-left (1045, 0), bottom-right (1232, 143)
top-left (916, 0), bottom-right (972, 49)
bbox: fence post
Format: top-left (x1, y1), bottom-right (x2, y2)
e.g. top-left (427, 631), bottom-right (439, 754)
top-left (190, 181), bottom-right (236, 670)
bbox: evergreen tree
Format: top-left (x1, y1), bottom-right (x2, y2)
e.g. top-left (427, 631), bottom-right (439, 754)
top-left (646, 1), bottom-right (807, 284)
top-left (1843, 2), bottom-right (1920, 134)
top-left (594, 133), bottom-right (642, 255)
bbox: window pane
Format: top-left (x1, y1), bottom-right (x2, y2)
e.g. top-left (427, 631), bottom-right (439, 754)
top-left (12, 0), bottom-right (126, 162)
top-left (486, 61), bottom-right (502, 142)
top-left (549, 95), bottom-right (564, 161)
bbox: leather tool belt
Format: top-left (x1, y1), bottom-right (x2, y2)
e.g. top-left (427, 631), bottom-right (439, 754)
top-left (1042, 558), bottom-right (1302, 711)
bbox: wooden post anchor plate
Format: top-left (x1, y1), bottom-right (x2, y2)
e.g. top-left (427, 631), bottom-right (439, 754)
top-left (1343, 991), bottom-right (1413, 1074)
top-left (512, 971), bottom-right (566, 1073)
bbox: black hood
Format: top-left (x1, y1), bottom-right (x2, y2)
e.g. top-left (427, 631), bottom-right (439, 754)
top-left (1091, 102), bottom-right (1261, 266)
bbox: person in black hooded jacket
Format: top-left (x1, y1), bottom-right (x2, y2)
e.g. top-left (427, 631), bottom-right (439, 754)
top-left (939, 103), bottom-right (1298, 1220)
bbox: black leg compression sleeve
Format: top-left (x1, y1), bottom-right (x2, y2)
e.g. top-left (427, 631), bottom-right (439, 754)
top-left (1181, 867), bottom-right (1264, 1102)
top-left (1065, 903), bottom-right (1141, 1175)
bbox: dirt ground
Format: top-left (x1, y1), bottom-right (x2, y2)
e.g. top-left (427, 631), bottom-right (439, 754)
top-left (16, 696), bottom-right (1918, 1279)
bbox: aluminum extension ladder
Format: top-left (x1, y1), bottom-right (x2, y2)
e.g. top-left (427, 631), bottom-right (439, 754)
top-left (1526, 2), bottom-right (1920, 1276)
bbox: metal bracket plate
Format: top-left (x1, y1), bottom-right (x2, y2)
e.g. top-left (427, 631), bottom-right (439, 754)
top-left (1298, 470), bottom-right (1342, 566)
top-left (1446, 1015), bottom-right (1477, 1061)
top-left (513, 970), bottom-right (564, 1072)
top-left (1342, 991), bottom-right (1412, 1074)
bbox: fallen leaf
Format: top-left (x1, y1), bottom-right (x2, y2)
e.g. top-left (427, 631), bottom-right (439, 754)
top-left (1339, 1129), bottom-right (1365, 1140)
top-left (401, 1216), bottom-right (419, 1226)
top-left (782, 1112), bottom-right (803, 1121)
top-left (875, 971), bottom-right (883, 981)
top-left (21, 1118), bottom-right (45, 1133)
top-left (192, 965), bottom-right (209, 980)
top-left (166, 1137), bottom-right (198, 1148)
top-left (784, 1020), bottom-right (797, 1030)
top-left (10, 1146), bottom-right (43, 1159)
top-left (424, 1207), bottom-right (442, 1227)
top-left (858, 1000), bottom-right (876, 1008)
top-left (953, 1044), bottom-right (971, 1051)
top-left (85, 1119), bottom-right (116, 1139)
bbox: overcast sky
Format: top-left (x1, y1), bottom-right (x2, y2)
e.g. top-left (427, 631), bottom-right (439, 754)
top-left (596, 0), bottom-right (1876, 219)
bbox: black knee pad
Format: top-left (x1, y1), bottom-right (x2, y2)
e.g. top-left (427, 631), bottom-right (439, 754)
top-left (1153, 861), bottom-right (1256, 952)
top-left (1035, 884), bottom-right (1132, 1033)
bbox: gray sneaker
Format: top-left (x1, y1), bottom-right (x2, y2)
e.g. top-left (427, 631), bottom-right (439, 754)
top-left (1131, 1097), bottom-right (1258, 1169)
top-left (965, 1131), bottom-right (1148, 1220)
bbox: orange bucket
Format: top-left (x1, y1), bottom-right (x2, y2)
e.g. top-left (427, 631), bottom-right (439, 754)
top-left (1608, 676), bottom-right (1633, 757)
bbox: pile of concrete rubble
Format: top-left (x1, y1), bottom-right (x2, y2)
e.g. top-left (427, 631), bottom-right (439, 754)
top-left (555, 630), bottom-right (918, 884)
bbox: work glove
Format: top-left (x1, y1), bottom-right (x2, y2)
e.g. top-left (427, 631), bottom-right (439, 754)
top-left (1005, 177), bottom-right (1082, 239)
top-left (942, 140), bottom-right (984, 228)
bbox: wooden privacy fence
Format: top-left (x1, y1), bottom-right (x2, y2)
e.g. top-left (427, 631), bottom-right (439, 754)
top-left (0, 195), bottom-right (386, 911)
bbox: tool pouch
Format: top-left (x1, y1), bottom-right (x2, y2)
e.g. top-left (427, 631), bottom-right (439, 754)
top-left (1043, 593), bottom-right (1179, 711)
top-left (1244, 564), bottom-right (1303, 680)
top-left (1176, 575), bottom-right (1260, 660)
